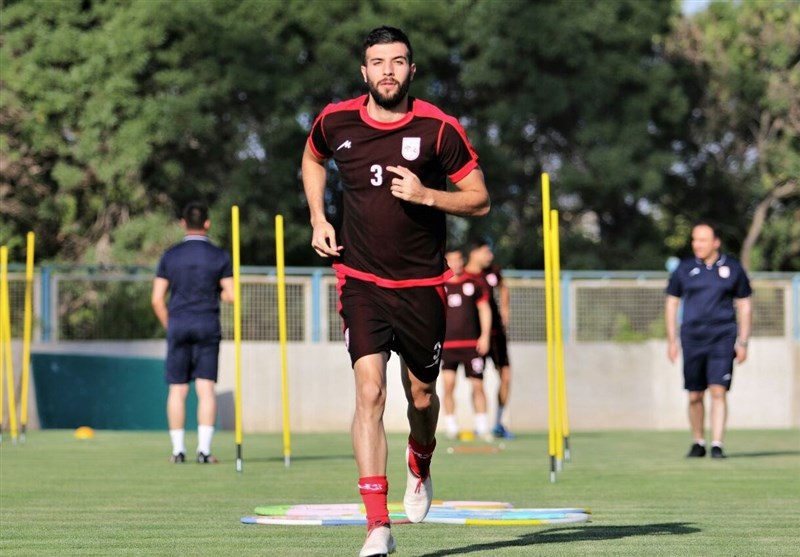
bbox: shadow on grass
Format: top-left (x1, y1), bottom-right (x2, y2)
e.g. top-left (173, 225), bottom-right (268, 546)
top-left (726, 450), bottom-right (800, 458)
top-left (256, 454), bottom-right (354, 463)
top-left (417, 522), bottom-right (700, 556)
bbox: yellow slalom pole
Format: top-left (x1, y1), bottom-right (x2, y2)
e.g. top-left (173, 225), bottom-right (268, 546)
top-left (0, 248), bottom-right (5, 443)
top-left (1, 247), bottom-right (19, 443)
top-left (231, 206), bottom-right (243, 473)
top-left (541, 174), bottom-right (557, 482)
top-left (20, 232), bottom-right (35, 443)
top-left (550, 210), bottom-right (565, 470)
top-left (550, 211), bottom-right (571, 464)
top-left (275, 215), bottom-right (291, 467)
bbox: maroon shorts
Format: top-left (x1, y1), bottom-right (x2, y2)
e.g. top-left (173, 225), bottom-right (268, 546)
top-left (338, 277), bottom-right (446, 384)
top-left (442, 346), bottom-right (486, 379)
top-left (488, 330), bottom-right (510, 369)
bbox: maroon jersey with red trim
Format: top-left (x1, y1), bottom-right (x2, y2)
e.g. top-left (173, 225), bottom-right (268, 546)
top-left (443, 274), bottom-right (489, 348)
top-left (466, 264), bottom-right (504, 334)
top-left (307, 95), bottom-right (480, 284)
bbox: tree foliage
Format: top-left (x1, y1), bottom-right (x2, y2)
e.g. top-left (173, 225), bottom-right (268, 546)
top-left (1, 0), bottom-right (797, 271)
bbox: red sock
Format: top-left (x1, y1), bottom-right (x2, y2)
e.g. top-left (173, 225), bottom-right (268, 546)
top-left (358, 476), bottom-right (389, 531)
top-left (408, 435), bottom-right (436, 479)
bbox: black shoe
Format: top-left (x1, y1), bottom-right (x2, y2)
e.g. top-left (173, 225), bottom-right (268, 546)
top-left (686, 443), bottom-right (706, 458)
top-left (710, 446), bottom-right (727, 459)
top-left (169, 452), bottom-right (186, 463)
top-left (197, 452), bottom-right (219, 464)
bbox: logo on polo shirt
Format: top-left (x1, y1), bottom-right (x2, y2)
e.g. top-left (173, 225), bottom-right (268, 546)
top-left (463, 282), bottom-right (475, 297)
top-left (689, 267), bottom-right (701, 277)
top-left (402, 137), bottom-right (420, 161)
top-left (719, 266), bottom-right (730, 279)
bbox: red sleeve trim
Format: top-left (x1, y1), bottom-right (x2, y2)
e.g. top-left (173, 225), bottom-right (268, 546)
top-left (449, 160), bottom-right (479, 184)
top-left (334, 263), bottom-right (453, 288)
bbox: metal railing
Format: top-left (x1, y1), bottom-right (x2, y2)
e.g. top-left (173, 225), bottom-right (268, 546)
top-left (4, 266), bottom-right (799, 343)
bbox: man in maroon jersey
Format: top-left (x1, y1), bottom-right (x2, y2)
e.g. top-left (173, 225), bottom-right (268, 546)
top-left (301, 25), bottom-right (489, 557)
top-left (441, 248), bottom-right (493, 441)
top-left (465, 239), bottom-right (514, 439)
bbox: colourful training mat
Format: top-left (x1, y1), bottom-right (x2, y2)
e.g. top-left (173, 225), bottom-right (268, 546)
top-left (242, 501), bottom-right (590, 526)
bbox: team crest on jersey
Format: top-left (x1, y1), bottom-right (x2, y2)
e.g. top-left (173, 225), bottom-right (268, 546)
top-left (447, 293), bottom-right (463, 307)
top-left (402, 137), bottom-right (421, 161)
top-left (463, 282), bottom-right (475, 297)
top-left (719, 266), bottom-right (730, 279)
top-left (485, 273), bottom-right (498, 287)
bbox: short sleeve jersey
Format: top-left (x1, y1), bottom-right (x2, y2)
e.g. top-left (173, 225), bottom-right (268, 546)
top-left (665, 253), bottom-right (752, 342)
top-left (443, 274), bottom-right (490, 348)
top-left (481, 264), bottom-right (505, 333)
top-left (156, 236), bottom-right (233, 319)
top-left (307, 95), bottom-right (480, 285)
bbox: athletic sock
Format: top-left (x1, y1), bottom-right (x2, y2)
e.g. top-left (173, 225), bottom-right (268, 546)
top-left (444, 414), bottom-right (459, 437)
top-left (711, 441), bottom-right (723, 448)
top-left (694, 439), bottom-right (706, 446)
top-left (408, 435), bottom-right (436, 479)
top-left (169, 429), bottom-right (186, 455)
top-left (359, 476), bottom-right (390, 531)
top-left (197, 425), bottom-right (215, 455)
top-left (495, 404), bottom-right (505, 427)
top-left (475, 413), bottom-right (489, 437)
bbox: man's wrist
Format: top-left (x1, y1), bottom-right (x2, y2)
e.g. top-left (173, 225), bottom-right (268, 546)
top-left (735, 338), bottom-right (749, 348)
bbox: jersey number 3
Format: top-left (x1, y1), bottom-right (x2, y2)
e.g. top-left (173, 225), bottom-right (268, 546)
top-left (370, 164), bottom-right (383, 186)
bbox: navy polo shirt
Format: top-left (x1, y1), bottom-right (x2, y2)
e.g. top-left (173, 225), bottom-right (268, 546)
top-left (666, 253), bottom-right (752, 343)
top-left (156, 235), bottom-right (233, 320)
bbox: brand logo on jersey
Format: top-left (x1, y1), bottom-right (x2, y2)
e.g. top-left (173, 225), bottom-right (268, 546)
top-left (689, 267), bottom-right (701, 277)
top-left (719, 266), bottom-right (730, 279)
top-left (463, 282), bottom-right (475, 297)
top-left (485, 273), bottom-right (498, 287)
top-left (337, 140), bottom-right (352, 151)
top-left (401, 137), bottom-right (420, 161)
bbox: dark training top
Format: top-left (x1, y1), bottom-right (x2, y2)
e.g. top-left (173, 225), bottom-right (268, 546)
top-left (156, 236), bottom-right (233, 320)
top-left (467, 264), bottom-right (505, 334)
top-left (307, 95), bottom-right (480, 287)
top-left (665, 253), bottom-right (752, 343)
top-left (444, 274), bottom-right (490, 349)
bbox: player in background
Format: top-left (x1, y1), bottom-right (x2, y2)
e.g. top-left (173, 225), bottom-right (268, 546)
top-left (464, 238), bottom-right (513, 438)
top-left (665, 221), bottom-right (752, 459)
top-left (301, 26), bottom-right (490, 557)
top-left (151, 202), bottom-right (234, 464)
top-left (441, 248), bottom-right (493, 441)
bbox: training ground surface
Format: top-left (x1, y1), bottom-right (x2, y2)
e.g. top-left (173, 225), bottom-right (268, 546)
top-left (1, 430), bottom-right (798, 556)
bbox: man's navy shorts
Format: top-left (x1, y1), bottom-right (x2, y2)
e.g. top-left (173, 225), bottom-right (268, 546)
top-left (338, 277), bottom-right (445, 384)
top-left (681, 336), bottom-right (736, 391)
top-left (165, 317), bottom-right (221, 384)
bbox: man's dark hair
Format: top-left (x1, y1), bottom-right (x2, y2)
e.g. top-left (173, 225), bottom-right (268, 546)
top-left (467, 237), bottom-right (492, 253)
top-left (182, 201), bottom-right (209, 230)
top-left (362, 26), bottom-right (413, 64)
top-left (692, 220), bottom-right (720, 240)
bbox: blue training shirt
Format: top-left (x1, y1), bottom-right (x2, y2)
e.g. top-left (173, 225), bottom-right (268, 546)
top-left (156, 235), bottom-right (233, 319)
top-left (665, 253), bottom-right (752, 343)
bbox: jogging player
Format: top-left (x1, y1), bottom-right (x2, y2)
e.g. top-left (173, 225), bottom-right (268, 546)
top-left (301, 26), bottom-right (490, 557)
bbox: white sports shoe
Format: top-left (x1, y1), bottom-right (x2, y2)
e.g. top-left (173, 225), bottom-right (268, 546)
top-left (403, 447), bottom-right (433, 523)
top-left (359, 526), bottom-right (396, 557)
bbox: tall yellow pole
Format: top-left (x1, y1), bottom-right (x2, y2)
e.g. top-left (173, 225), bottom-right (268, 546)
top-left (541, 174), bottom-right (557, 482)
top-left (0, 247), bottom-right (5, 443)
top-left (231, 206), bottom-right (243, 472)
top-left (1, 246), bottom-right (18, 442)
top-left (550, 211), bottom-right (571, 464)
top-left (20, 232), bottom-right (35, 443)
top-left (275, 215), bottom-right (291, 467)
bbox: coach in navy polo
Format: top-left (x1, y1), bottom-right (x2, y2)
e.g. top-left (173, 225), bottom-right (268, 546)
top-left (665, 221), bottom-right (752, 459)
top-left (151, 202), bottom-right (234, 464)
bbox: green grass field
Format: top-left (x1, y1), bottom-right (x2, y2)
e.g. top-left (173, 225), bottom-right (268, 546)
top-left (2, 429), bottom-right (798, 556)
